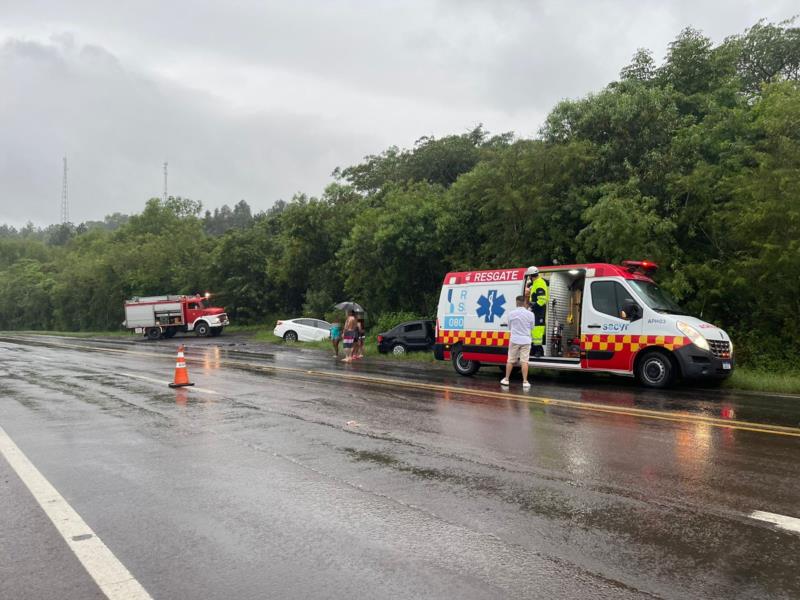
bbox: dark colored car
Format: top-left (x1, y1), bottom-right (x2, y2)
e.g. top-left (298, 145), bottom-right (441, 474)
top-left (377, 320), bottom-right (435, 355)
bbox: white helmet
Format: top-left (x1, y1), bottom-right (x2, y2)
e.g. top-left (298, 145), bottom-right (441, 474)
top-left (525, 266), bottom-right (539, 276)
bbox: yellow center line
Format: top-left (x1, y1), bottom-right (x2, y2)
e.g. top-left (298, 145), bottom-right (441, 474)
top-left (6, 336), bottom-right (800, 438)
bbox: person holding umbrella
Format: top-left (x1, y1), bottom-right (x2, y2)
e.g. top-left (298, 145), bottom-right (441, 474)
top-left (333, 301), bottom-right (365, 313)
top-left (333, 302), bottom-right (366, 363)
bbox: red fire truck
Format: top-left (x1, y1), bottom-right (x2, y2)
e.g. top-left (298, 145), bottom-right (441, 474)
top-left (123, 294), bottom-right (230, 340)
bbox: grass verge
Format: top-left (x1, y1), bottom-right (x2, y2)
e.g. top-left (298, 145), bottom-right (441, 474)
top-left (724, 368), bottom-right (800, 395)
top-left (253, 330), bottom-right (437, 363)
top-left (225, 324), bottom-right (268, 334)
top-left (16, 329), bottom-right (132, 339)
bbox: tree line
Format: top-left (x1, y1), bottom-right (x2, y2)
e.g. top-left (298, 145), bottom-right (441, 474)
top-left (1, 19), bottom-right (799, 368)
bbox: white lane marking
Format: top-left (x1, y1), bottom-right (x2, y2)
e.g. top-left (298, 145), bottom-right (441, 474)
top-left (0, 425), bottom-right (153, 600)
top-left (118, 371), bottom-right (221, 395)
top-left (750, 510), bottom-right (800, 534)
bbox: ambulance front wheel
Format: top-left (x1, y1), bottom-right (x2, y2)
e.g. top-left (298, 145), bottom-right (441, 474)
top-left (451, 347), bottom-right (480, 376)
top-left (636, 350), bottom-right (675, 388)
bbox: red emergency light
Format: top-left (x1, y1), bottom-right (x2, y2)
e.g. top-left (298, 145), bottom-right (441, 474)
top-left (621, 260), bottom-right (659, 275)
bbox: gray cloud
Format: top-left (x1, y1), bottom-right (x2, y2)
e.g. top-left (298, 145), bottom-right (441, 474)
top-left (0, 1), bottom-right (797, 225)
top-left (0, 35), bottom-right (377, 225)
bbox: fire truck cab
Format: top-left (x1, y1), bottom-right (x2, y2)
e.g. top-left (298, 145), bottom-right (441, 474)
top-left (433, 262), bottom-right (733, 388)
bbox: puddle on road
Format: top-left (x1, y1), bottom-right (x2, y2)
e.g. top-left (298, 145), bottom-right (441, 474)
top-left (200, 346), bottom-right (223, 372)
top-left (344, 447), bottom-right (461, 482)
top-left (341, 444), bottom-right (800, 598)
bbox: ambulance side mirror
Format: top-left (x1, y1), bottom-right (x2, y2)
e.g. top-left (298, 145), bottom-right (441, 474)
top-left (621, 300), bottom-right (642, 322)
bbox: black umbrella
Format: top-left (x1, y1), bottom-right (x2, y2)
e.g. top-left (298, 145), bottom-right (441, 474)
top-left (333, 301), bottom-right (366, 314)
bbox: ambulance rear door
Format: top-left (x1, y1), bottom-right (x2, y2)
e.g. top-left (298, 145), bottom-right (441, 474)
top-left (440, 268), bottom-right (525, 362)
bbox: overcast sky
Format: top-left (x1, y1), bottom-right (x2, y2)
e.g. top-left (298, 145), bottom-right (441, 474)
top-left (0, 1), bottom-right (796, 227)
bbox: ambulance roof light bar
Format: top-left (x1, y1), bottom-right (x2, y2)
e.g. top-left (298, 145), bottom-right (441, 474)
top-left (621, 260), bottom-right (659, 274)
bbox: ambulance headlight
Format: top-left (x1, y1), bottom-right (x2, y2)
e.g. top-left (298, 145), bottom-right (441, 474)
top-left (677, 321), bottom-right (710, 352)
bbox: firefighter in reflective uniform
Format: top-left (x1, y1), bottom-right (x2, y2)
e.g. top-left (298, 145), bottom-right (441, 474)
top-left (525, 267), bottom-right (549, 356)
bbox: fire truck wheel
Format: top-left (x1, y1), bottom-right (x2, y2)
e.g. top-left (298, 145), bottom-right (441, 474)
top-left (195, 322), bottom-right (210, 337)
top-left (451, 346), bottom-right (480, 376)
top-left (145, 327), bottom-right (161, 341)
top-left (636, 350), bottom-right (675, 388)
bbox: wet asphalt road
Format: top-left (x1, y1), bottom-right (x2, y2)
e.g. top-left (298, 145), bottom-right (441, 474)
top-left (1, 333), bottom-right (799, 599)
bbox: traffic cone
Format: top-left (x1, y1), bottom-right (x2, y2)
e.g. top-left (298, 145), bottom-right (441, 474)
top-left (169, 344), bottom-right (195, 388)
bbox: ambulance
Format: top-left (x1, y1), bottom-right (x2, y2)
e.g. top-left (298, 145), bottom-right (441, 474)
top-left (433, 261), bottom-right (733, 388)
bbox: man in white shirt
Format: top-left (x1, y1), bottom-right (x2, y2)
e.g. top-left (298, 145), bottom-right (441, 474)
top-left (501, 295), bottom-right (537, 388)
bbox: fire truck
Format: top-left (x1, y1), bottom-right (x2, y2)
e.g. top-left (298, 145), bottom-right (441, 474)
top-left (123, 294), bottom-right (230, 340)
top-left (433, 261), bottom-right (733, 388)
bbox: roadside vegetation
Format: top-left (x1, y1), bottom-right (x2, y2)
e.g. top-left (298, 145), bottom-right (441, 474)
top-left (254, 331), bottom-right (437, 363)
top-left (1, 19), bottom-right (799, 392)
top-left (726, 369), bottom-right (800, 395)
top-left (19, 330), bottom-right (132, 338)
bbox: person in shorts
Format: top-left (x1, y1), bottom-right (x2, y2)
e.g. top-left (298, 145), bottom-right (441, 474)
top-left (330, 320), bottom-right (342, 357)
top-left (501, 295), bottom-right (537, 389)
top-left (353, 313), bottom-right (366, 359)
top-left (341, 311), bottom-right (358, 362)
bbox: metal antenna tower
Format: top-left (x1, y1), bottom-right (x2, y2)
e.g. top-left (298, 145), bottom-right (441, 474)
top-left (163, 161), bottom-right (168, 202)
top-left (61, 156), bottom-right (69, 224)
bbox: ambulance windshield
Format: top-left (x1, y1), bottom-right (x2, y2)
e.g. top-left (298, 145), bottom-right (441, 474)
top-left (628, 281), bottom-right (684, 314)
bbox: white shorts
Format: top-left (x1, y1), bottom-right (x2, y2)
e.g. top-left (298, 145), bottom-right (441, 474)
top-left (507, 342), bottom-right (531, 364)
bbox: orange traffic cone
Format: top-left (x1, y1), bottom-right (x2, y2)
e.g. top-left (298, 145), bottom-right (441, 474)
top-left (169, 344), bottom-right (195, 388)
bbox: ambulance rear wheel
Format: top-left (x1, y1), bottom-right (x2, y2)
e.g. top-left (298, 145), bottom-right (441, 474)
top-left (636, 350), bottom-right (674, 388)
top-left (452, 347), bottom-right (480, 376)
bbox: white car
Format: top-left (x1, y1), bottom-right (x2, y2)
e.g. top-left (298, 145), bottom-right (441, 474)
top-left (274, 318), bottom-right (332, 342)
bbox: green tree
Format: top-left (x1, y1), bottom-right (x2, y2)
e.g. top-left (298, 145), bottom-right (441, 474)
top-left (620, 48), bottom-right (657, 82)
top-left (441, 139), bottom-right (596, 268)
top-left (577, 180), bottom-right (677, 263)
top-left (339, 182), bottom-right (446, 315)
top-left (0, 259), bottom-right (56, 329)
top-left (335, 126), bottom-right (510, 195)
top-left (731, 18), bottom-right (800, 95)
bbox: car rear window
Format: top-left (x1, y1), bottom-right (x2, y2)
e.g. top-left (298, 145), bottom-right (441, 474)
top-left (404, 323), bottom-right (423, 333)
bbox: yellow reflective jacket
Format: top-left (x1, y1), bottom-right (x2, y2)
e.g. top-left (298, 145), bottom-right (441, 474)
top-left (529, 277), bottom-right (549, 308)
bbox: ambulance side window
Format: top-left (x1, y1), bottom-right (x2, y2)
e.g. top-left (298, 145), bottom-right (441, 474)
top-left (591, 281), bottom-right (628, 318)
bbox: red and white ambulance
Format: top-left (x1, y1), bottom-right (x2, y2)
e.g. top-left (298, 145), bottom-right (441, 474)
top-left (433, 261), bottom-right (733, 388)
